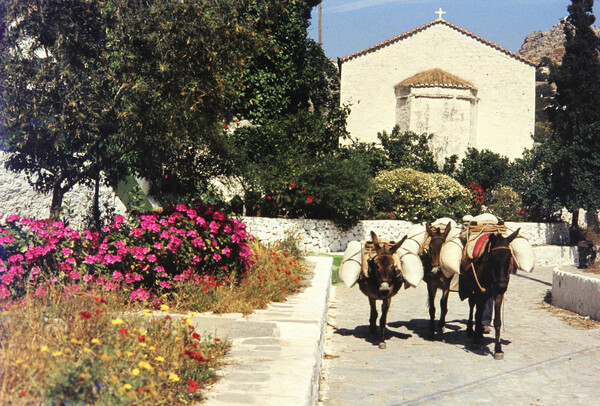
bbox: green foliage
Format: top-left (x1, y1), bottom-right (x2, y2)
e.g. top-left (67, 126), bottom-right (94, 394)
top-left (371, 168), bottom-right (472, 223)
top-left (377, 126), bottom-right (439, 173)
top-left (534, 0), bottom-right (600, 217)
top-left (453, 148), bottom-right (517, 200)
top-left (0, 0), bottom-right (265, 219)
top-left (486, 186), bottom-right (525, 222)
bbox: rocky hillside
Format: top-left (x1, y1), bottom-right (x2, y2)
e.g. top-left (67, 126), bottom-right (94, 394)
top-left (519, 18), bottom-right (600, 65)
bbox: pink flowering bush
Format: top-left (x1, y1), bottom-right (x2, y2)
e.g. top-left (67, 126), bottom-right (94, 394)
top-left (0, 202), bottom-right (254, 302)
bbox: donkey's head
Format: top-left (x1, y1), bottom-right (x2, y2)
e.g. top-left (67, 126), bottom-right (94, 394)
top-left (426, 222), bottom-right (452, 273)
top-left (487, 229), bottom-right (519, 294)
top-left (367, 231), bottom-right (406, 298)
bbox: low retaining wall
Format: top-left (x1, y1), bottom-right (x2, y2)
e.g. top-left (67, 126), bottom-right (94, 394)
top-left (552, 267), bottom-right (600, 321)
top-left (241, 216), bottom-right (572, 256)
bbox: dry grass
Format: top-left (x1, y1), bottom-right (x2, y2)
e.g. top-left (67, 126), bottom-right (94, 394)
top-left (540, 291), bottom-right (600, 330)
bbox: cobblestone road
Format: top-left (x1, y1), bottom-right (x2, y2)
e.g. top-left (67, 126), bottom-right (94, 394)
top-left (318, 266), bottom-right (600, 406)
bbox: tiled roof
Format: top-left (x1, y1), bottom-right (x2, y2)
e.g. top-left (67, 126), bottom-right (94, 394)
top-left (397, 68), bottom-right (475, 89)
top-left (338, 19), bottom-right (538, 67)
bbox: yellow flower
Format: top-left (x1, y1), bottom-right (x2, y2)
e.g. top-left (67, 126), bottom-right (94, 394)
top-left (131, 368), bottom-right (140, 376)
top-left (52, 351), bottom-right (63, 357)
top-left (149, 346), bottom-right (156, 351)
top-left (185, 318), bottom-right (193, 325)
top-left (15, 359), bottom-right (23, 364)
top-left (110, 376), bottom-right (119, 384)
top-left (155, 356), bottom-right (165, 362)
top-left (174, 337), bottom-right (181, 342)
top-left (125, 351), bottom-right (134, 357)
top-left (91, 338), bottom-right (101, 345)
top-left (111, 318), bottom-right (124, 325)
top-left (83, 347), bottom-right (91, 353)
top-left (138, 361), bottom-right (153, 371)
top-left (160, 304), bottom-right (170, 311)
top-left (70, 338), bottom-right (83, 345)
top-left (139, 342), bottom-right (147, 348)
top-left (168, 372), bottom-right (180, 382)
top-left (121, 383), bottom-right (132, 390)
top-left (143, 308), bottom-right (151, 317)
top-left (101, 354), bottom-right (111, 362)
top-left (40, 345), bottom-right (49, 353)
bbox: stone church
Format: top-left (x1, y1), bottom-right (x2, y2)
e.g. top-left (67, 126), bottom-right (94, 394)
top-left (338, 11), bottom-right (537, 164)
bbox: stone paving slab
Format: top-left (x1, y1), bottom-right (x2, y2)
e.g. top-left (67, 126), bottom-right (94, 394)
top-left (319, 265), bottom-right (600, 406)
top-left (199, 256), bottom-right (332, 406)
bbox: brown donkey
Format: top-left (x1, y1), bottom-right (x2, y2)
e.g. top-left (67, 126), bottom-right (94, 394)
top-left (358, 231), bottom-right (406, 349)
top-left (421, 222), bottom-right (453, 338)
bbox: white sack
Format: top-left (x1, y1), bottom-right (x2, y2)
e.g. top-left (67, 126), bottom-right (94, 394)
top-left (340, 240), bottom-right (362, 288)
top-left (440, 226), bottom-right (464, 277)
top-left (398, 224), bottom-right (426, 287)
top-left (509, 236), bottom-right (536, 273)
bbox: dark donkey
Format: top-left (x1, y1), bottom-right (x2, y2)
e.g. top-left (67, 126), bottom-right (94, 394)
top-left (421, 222), bottom-right (452, 338)
top-left (459, 229), bottom-right (519, 360)
top-left (358, 231), bottom-right (406, 349)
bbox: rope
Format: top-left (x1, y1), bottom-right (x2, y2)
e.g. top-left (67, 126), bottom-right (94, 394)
top-left (470, 262), bottom-right (486, 293)
top-left (341, 249), bottom-right (362, 267)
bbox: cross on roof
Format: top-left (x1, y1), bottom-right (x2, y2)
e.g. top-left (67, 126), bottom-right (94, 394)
top-left (435, 7), bottom-right (446, 20)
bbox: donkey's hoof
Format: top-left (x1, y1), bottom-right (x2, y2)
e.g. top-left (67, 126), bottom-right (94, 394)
top-left (378, 342), bottom-right (387, 349)
top-left (494, 351), bottom-right (504, 360)
top-left (438, 326), bottom-right (446, 334)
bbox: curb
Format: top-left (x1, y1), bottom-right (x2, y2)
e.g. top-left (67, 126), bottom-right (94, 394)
top-left (199, 256), bottom-right (333, 405)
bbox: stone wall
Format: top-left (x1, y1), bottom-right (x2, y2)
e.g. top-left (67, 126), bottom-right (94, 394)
top-left (553, 268), bottom-right (600, 321)
top-left (0, 152), bottom-right (126, 227)
top-left (241, 216), bottom-right (571, 252)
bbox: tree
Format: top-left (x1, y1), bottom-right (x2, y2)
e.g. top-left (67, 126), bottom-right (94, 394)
top-left (537, 0), bottom-right (600, 233)
top-left (453, 148), bottom-right (513, 198)
top-left (377, 126), bottom-right (439, 173)
top-left (0, 0), bottom-right (263, 221)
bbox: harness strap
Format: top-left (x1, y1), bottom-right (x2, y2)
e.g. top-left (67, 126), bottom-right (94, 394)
top-left (341, 250), bottom-right (362, 267)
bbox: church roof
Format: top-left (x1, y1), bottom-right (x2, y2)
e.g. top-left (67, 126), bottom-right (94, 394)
top-left (397, 68), bottom-right (475, 89)
top-left (338, 19), bottom-right (538, 67)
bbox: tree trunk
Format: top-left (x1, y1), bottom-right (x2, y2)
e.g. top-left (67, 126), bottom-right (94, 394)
top-left (49, 185), bottom-right (64, 221)
top-left (92, 170), bottom-right (101, 231)
top-left (570, 209), bottom-right (584, 245)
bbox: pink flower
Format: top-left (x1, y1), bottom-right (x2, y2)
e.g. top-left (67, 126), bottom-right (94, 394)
top-left (147, 254), bottom-right (157, 263)
top-left (83, 274), bottom-right (93, 282)
top-left (213, 253), bottom-right (221, 262)
top-left (153, 242), bottom-right (164, 250)
top-left (0, 284), bottom-right (11, 298)
top-left (222, 247), bottom-right (231, 257)
top-left (154, 265), bottom-right (165, 273)
top-left (112, 271), bottom-right (123, 281)
top-left (209, 221), bottom-right (220, 234)
top-left (130, 287), bottom-right (150, 301)
top-left (104, 282), bottom-right (118, 291)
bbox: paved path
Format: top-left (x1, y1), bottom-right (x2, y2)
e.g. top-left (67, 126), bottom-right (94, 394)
top-left (319, 266), bottom-right (600, 405)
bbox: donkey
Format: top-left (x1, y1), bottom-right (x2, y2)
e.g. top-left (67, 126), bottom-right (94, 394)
top-left (459, 229), bottom-right (520, 360)
top-left (421, 222), bottom-right (452, 338)
top-left (358, 231), bottom-right (406, 349)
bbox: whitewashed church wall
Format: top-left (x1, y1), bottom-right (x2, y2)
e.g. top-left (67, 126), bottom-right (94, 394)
top-left (340, 23), bottom-right (536, 161)
top-left (241, 217), bottom-right (571, 253)
top-left (0, 152), bottom-right (127, 228)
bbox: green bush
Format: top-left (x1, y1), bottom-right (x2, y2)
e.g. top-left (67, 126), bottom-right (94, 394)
top-left (371, 168), bottom-right (473, 223)
top-left (487, 186), bottom-right (525, 221)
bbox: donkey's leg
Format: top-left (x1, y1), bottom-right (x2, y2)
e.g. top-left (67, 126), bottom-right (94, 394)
top-left (369, 297), bottom-right (378, 335)
top-left (427, 282), bottom-right (437, 337)
top-left (438, 277), bottom-right (451, 333)
top-left (466, 296), bottom-right (475, 337)
top-left (493, 294), bottom-right (505, 360)
top-left (378, 298), bottom-right (391, 348)
top-left (473, 296), bottom-right (485, 342)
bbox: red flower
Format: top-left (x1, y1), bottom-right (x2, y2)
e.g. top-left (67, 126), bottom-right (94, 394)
top-left (96, 309), bottom-right (103, 316)
top-left (192, 332), bottom-right (201, 340)
top-left (119, 328), bottom-right (128, 336)
top-left (138, 335), bottom-right (145, 342)
top-left (306, 196), bottom-right (314, 203)
top-left (79, 311), bottom-right (93, 319)
top-left (188, 380), bottom-right (200, 392)
top-left (214, 338), bottom-right (221, 342)
top-left (267, 196), bottom-right (272, 200)
top-left (290, 183), bottom-right (296, 189)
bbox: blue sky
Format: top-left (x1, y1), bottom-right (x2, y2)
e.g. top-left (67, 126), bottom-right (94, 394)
top-left (308, 0), bottom-right (578, 59)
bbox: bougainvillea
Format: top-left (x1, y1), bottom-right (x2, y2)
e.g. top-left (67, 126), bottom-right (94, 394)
top-left (0, 202), bottom-right (254, 302)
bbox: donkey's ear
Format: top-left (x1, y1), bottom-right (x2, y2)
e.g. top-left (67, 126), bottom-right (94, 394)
top-left (371, 231), bottom-right (381, 252)
top-left (489, 233), bottom-right (498, 245)
top-left (389, 235), bottom-right (407, 254)
top-left (426, 224), bottom-right (434, 237)
top-left (443, 222), bottom-right (452, 237)
top-left (506, 228), bottom-right (520, 244)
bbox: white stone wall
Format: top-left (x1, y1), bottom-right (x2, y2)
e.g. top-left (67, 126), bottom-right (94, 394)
top-left (339, 21), bottom-right (536, 161)
top-left (553, 269), bottom-right (600, 321)
top-left (242, 217), bottom-right (571, 254)
top-left (0, 152), bottom-right (126, 227)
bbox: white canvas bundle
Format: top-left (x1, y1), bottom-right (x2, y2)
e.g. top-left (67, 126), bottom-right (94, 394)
top-left (439, 226), bottom-right (464, 277)
top-left (397, 224), bottom-right (426, 287)
top-left (340, 240), bottom-right (362, 288)
top-left (508, 235), bottom-right (536, 273)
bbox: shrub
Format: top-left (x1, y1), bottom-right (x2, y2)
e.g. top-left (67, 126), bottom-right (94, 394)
top-left (371, 168), bottom-right (473, 222)
top-left (486, 186), bottom-right (525, 221)
top-left (0, 202), bottom-right (254, 303)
